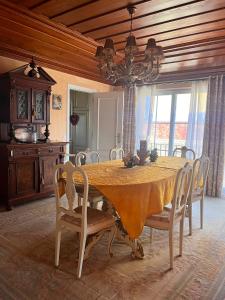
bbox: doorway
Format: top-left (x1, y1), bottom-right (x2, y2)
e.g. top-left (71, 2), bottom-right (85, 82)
top-left (67, 85), bottom-right (124, 161)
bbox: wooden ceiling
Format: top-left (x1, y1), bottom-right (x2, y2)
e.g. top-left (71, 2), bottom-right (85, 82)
top-left (1, 0), bottom-right (225, 83)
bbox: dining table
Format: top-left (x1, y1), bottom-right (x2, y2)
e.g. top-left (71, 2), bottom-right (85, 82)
top-left (60, 156), bottom-right (190, 258)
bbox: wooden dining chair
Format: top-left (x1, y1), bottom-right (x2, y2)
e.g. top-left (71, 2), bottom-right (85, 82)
top-left (145, 162), bottom-right (193, 269)
top-left (75, 150), bottom-right (102, 209)
top-left (109, 147), bottom-right (124, 160)
top-left (187, 154), bottom-right (210, 236)
top-left (173, 146), bottom-right (196, 160)
top-left (54, 161), bottom-right (116, 278)
top-left (75, 150), bottom-right (100, 166)
top-left (64, 153), bottom-right (76, 165)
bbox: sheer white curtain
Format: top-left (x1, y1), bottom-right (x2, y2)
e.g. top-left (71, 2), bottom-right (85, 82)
top-left (186, 80), bottom-right (208, 158)
top-left (135, 85), bottom-right (156, 149)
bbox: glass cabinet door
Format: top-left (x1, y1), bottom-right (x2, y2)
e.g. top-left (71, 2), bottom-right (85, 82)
top-left (14, 87), bottom-right (31, 123)
top-left (32, 90), bottom-right (46, 123)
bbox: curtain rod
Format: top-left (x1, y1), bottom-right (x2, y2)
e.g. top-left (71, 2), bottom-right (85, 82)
top-left (138, 69), bottom-right (225, 86)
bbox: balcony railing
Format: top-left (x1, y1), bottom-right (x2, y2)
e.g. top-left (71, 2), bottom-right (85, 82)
top-left (149, 142), bottom-right (185, 156)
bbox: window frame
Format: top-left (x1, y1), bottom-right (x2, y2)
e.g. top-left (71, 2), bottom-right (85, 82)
top-left (152, 89), bottom-right (191, 156)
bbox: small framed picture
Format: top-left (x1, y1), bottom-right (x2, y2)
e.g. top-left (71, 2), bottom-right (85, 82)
top-left (52, 94), bottom-right (62, 110)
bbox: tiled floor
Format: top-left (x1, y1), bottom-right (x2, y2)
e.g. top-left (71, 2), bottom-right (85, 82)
top-left (0, 197), bottom-right (225, 299)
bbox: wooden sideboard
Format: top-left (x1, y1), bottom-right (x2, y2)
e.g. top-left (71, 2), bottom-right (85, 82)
top-left (0, 142), bottom-right (67, 209)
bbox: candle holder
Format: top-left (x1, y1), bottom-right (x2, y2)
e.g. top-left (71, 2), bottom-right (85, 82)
top-left (137, 140), bottom-right (150, 165)
top-left (149, 148), bottom-right (158, 162)
top-left (123, 153), bottom-right (140, 168)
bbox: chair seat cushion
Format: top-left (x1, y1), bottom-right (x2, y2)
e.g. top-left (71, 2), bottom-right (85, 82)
top-left (61, 207), bottom-right (115, 235)
top-left (145, 210), bottom-right (170, 230)
top-left (192, 187), bottom-right (203, 200)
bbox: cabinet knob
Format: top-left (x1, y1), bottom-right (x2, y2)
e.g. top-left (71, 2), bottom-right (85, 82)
top-left (49, 149), bottom-right (53, 153)
top-left (32, 108), bottom-right (36, 117)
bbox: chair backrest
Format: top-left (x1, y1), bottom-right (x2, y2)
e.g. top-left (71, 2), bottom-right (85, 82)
top-left (64, 153), bottom-right (76, 165)
top-left (191, 154), bottom-right (210, 193)
top-left (173, 146), bottom-right (196, 160)
top-left (75, 151), bottom-right (100, 166)
top-left (109, 147), bottom-right (124, 160)
top-left (54, 161), bottom-right (89, 229)
top-left (170, 162), bottom-right (193, 222)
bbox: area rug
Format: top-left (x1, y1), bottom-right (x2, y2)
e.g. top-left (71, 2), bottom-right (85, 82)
top-left (0, 197), bottom-right (225, 300)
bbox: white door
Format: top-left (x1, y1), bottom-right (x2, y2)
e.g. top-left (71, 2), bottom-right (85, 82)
top-left (90, 91), bottom-right (124, 161)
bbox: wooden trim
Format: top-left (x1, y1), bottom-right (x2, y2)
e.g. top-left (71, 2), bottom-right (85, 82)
top-left (0, 0), bottom-right (100, 48)
top-left (150, 66), bottom-right (225, 84)
top-left (0, 43), bottom-right (108, 84)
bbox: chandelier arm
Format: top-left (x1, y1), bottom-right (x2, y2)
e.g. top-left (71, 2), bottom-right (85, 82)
top-left (95, 5), bottom-right (163, 85)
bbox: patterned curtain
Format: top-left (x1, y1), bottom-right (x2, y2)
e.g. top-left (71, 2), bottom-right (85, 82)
top-left (123, 85), bottom-right (136, 155)
top-left (185, 80), bottom-right (208, 158)
top-left (203, 75), bottom-right (225, 197)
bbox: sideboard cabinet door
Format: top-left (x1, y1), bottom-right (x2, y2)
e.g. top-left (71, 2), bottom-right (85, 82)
top-left (12, 86), bottom-right (31, 123)
top-left (39, 155), bottom-right (58, 193)
top-left (9, 158), bottom-right (38, 197)
top-left (32, 89), bottom-right (47, 123)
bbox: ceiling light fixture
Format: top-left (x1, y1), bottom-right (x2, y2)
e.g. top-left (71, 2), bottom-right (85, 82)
top-left (95, 5), bottom-right (164, 86)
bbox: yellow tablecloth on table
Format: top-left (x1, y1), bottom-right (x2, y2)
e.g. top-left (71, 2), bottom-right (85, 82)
top-left (60, 157), bottom-right (189, 239)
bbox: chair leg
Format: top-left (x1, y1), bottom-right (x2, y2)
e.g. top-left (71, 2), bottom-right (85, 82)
top-left (150, 227), bottom-right (153, 244)
top-left (55, 229), bottom-right (61, 267)
top-left (200, 196), bottom-right (204, 229)
top-left (169, 228), bottom-right (174, 270)
top-left (77, 233), bottom-right (87, 279)
top-left (78, 195), bottom-right (82, 206)
top-left (188, 203), bottom-right (192, 236)
top-left (108, 225), bottom-right (117, 257)
top-left (179, 220), bottom-right (184, 257)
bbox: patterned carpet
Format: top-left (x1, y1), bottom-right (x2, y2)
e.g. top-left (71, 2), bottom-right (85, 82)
top-left (0, 197), bottom-right (225, 300)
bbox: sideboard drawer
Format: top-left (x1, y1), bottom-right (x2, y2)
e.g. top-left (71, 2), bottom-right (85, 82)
top-left (12, 148), bottom-right (37, 158)
top-left (39, 146), bottom-right (62, 156)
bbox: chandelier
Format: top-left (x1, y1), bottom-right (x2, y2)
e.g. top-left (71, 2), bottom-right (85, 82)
top-left (95, 5), bottom-right (164, 86)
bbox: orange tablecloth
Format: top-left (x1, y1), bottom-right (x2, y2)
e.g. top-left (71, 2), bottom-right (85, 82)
top-left (61, 157), bottom-right (189, 239)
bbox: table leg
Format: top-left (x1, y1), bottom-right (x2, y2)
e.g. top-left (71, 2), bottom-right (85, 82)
top-left (101, 196), bottom-right (144, 259)
top-left (116, 219), bottom-right (144, 259)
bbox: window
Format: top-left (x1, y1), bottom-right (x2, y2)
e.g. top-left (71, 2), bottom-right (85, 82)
top-left (150, 91), bottom-right (191, 156)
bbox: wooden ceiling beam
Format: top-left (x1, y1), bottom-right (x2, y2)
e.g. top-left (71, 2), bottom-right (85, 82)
top-left (81, 0), bottom-right (204, 34)
top-left (95, 6), bottom-right (225, 42)
top-left (73, 0), bottom-right (205, 33)
top-left (68, 0), bottom-right (148, 28)
top-left (30, 0), bottom-right (50, 10)
top-left (49, 0), bottom-right (98, 19)
top-left (116, 19), bottom-right (225, 50)
top-left (163, 36), bottom-right (225, 52)
top-left (164, 48), bottom-right (225, 63)
top-left (120, 31), bottom-right (225, 53)
top-left (161, 56), bottom-right (225, 72)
